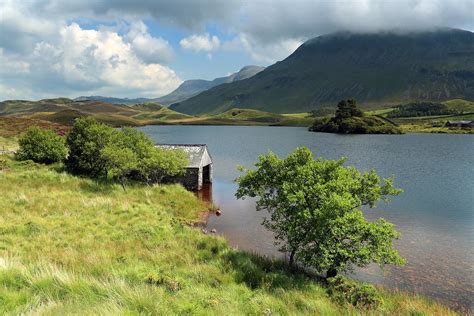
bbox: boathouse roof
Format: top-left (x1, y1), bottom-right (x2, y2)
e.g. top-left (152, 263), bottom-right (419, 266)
top-left (155, 144), bottom-right (212, 168)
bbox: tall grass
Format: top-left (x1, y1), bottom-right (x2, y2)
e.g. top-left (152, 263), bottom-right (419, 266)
top-left (0, 156), bottom-right (456, 315)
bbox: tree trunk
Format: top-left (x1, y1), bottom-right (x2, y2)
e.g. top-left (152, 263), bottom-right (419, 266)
top-left (289, 249), bottom-right (296, 267)
top-left (326, 268), bottom-right (337, 278)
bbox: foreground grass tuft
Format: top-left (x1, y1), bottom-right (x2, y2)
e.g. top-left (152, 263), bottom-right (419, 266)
top-left (0, 156), bottom-right (456, 315)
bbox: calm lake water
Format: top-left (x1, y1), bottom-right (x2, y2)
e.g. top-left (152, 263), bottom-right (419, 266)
top-left (139, 125), bottom-right (474, 312)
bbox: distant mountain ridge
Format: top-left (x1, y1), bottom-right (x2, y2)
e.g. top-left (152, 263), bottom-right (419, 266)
top-left (155, 65), bottom-right (265, 105)
top-left (74, 65), bottom-right (265, 106)
top-left (170, 28), bottom-right (474, 115)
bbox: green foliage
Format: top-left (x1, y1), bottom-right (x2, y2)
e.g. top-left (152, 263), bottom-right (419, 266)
top-left (327, 276), bottom-right (383, 309)
top-left (388, 102), bottom-right (457, 118)
top-left (335, 99), bottom-right (363, 120)
top-left (103, 127), bottom-right (188, 184)
top-left (311, 100), bottom-right (402, 134)
top-left (66, 117), bottom-right (117, 176)
top-left (236, 147), bottom-right (406, 277)
top-left (100, 145), bottom-right (138, 189)
top-left (66, 117), bottom-right (187, 185)
top-left (15, 127), bottom-right (67, 164)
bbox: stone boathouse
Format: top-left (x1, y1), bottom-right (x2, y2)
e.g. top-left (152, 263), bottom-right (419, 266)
top-left (156, 144), bottom-right (212, 191)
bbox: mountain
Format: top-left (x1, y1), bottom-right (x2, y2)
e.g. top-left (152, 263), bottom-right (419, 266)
top-left (156, 65), bottom-right (265, 105)
top-left (154, 80), bottom-right (216, 106)
top-left (170, 28), bottom-right (474, 115)
top-left (74, 65), bottom-right (265, 106)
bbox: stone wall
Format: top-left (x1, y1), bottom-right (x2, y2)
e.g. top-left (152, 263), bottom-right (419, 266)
top-left (163, 168), bottom-right (201, 191)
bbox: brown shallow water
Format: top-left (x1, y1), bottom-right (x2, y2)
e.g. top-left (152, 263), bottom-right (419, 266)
top-left (139, 125), bottom-right (474, 313)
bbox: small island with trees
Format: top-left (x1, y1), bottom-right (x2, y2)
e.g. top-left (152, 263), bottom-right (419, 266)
top-left (310, 99), bottom-right (402, 134)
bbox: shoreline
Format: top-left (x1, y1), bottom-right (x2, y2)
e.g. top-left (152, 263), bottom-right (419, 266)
top-left (0, 152), bottom-right (460, 314)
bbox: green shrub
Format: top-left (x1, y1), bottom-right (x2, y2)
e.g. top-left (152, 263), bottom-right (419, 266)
top-left (101, 127), bottom-right (187, 186)
top-left (15, 127), bottom-right (67, 164)
top-left (65, 117), bottom-right (187, 187)
top-left (66, 117), bottom-right (117, 176)
top-left (327, 276), bottom-right (383, 309)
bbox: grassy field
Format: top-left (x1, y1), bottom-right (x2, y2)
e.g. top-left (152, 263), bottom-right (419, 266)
top-left (185, 108), bottom-right (314, 127)
top-left (0, 155), bottom-right (457, 315)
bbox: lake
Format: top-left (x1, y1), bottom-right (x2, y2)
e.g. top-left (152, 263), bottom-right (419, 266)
top-left (139, 125), bottom-right (474, 312)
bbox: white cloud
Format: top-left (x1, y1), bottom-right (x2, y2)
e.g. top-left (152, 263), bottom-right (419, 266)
top-left (0, 23), bottom-right (182, 99)
top-left (0, 0), bottom-right (60, 54)
top-left (125, 21), bottom-right (174, 64)
top-left (239, 0), bottom-right (474, 43)
top-left (180, 33), bottom-right (220, 53)
top-left (236, 34), bottom-right (302, 64)
top-left (0, 49), bottom-right (30, 74)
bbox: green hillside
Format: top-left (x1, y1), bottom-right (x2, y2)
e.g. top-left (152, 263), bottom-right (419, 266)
top-left (443, 99), bottom-right (474, 112)
top-left (212, 108), bottom-right (312, 126)
top-left (0, 98), bottom-right (314, 127)
top-left (132, 103), bottom-right (192, 121)
top-left (171, 29), bottom-right (474, 115)
top-left (0, 98), bottom-right (137, 117)
top-left (0, 99), bottom-right (191, 127)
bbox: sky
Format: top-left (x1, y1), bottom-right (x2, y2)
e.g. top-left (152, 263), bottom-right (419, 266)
top-left (0, 0), bottom-right (473, 100)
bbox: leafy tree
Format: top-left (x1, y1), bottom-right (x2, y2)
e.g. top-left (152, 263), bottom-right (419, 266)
top-left (138, 147), bottom-right (188, 184)
top-left (236, 147), bottom-right (405, 277)
top-left (16, 126), bottom-right (67, 164)
top-left (101, 145), bottom-right (138, 190)
top-left (65, 117), bottom-right (187, 187)
top-left (102, 127), bottom-right (188, 186)
top-left (335, 99), bottom-right (363, 120)
top-left (65, 117), bottom-right (117, 177)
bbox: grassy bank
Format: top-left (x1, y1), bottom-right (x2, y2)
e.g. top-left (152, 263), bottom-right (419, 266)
top-left (0, 149), bottom-right (457, 314)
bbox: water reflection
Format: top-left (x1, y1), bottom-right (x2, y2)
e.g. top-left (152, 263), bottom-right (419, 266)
top-left (196, 182), bottom-right (213, 203)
